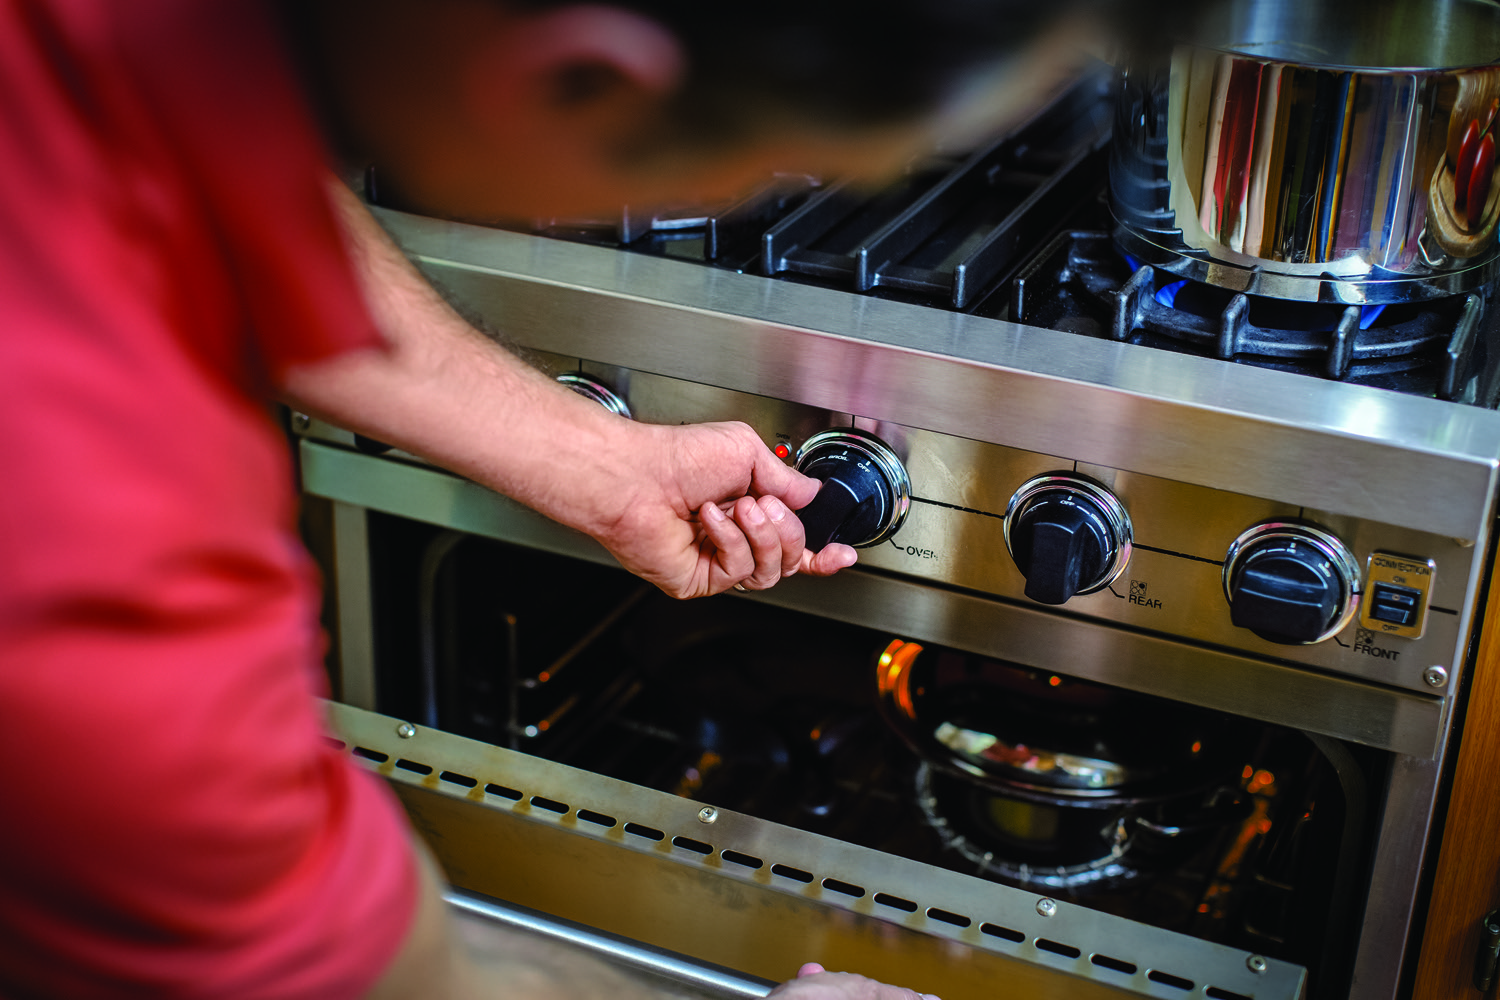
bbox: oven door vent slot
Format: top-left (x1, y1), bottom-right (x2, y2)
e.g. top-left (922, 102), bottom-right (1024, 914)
top-left (671, 837), bottom-right (713, 856)
top-left (771, 865), bottom-right (815, 884)
top-left (1090, 953), bottom-right (1137, 975)
top-left (1205, 988), bottom-right (1253, 1000)
top-left (821, 878), bottom-right (864, 898)
top-left (720, 850), bottom-right (763, 870)
top-left (1147, 969), bottom-right (1195, 991)
top-left (394, 758), bottom-right (432, 776)
top-left (872, 893), bottom-right (918, 913)
top-left (926, 908), bottom-right (971, 928)
top-left (484, 782), bottom-right (523, 801)
top-left (1036, 939), bottom-right (1083, 959)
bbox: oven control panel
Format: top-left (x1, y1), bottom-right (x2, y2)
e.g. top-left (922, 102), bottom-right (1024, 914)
top-left (541, 356), bottom-right (1476, 697)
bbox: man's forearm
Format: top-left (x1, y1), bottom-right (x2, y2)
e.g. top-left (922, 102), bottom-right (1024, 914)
top-left (279, 181), bottom-right (647, 544)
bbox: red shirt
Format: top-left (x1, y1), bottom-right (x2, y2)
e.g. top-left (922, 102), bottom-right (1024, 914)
top-left (0, 1), bottom-right (416, 996)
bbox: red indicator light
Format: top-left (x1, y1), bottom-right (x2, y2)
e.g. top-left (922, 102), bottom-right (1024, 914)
top-left (773, 443), bottom-right (791, 460)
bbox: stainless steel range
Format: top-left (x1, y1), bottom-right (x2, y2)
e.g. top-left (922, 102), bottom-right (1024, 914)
top-left (298, 17), bottom-right (1500, 1000)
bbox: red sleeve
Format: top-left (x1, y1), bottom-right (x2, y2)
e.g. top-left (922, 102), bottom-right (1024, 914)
top-left (117, 0), bottom-right (385, 379)
top-left (0, 2), bottom-right (414, 997)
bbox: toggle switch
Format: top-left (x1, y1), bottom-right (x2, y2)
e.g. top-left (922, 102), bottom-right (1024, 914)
top-left (1358, 552), bottom-right (1435, 639)
top-left (1368, 583), bottom-right (1421, 627)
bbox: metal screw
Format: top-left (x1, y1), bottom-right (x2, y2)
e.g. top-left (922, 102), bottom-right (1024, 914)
top-left (1036, 898), bottom-right (1057, 918)
top-left (1247, 955), bottom-right (1268, 974)
top-left (1423, 666), bottom-right (1449, 689)
top-left (697, 806), bottom-right (718, 824)
top-left (291, 412), bottom-right (311, 432)
top-left (396, 722), bottom-right (417, 739)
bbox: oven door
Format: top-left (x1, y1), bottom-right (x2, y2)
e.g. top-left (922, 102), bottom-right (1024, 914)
top-left (326, 702), bottom-right (1308, 1000)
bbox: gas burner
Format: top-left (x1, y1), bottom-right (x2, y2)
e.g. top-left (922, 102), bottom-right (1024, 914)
top-left (1012, 231), bottom-right (1489, 401)
top-left (916, 763), bottom-right (1138, 890)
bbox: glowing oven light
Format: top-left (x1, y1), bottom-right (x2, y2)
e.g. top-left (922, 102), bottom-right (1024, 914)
top-left (877, 639), bottom-right (924, 717)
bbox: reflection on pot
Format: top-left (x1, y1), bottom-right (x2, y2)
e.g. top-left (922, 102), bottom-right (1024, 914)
top-left (1429, 69), bottom-right (1500, 258)
top-left (1111, 0), bottom-right (1500, 303)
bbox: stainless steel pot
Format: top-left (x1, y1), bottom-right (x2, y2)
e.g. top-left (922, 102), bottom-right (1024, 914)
top-left (874, 640), bottom-right (1253, 888)
top-left (1111, 0), bottom-right (1500, 303)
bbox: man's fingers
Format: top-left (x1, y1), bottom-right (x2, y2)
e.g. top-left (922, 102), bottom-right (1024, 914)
top-left (727, 495), bottom-right (784, 590)
top-left (698, 500), bottom-right (754, 592)
top-left (760, 496), bottom-right (805, 578)
top-left (796, 963), bottom-right (825, 978)
top-left (800, 542), bottom-right (858, 577)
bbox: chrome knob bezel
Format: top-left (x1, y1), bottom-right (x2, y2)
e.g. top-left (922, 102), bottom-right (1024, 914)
top-left (795, 428), bottom-right (911, 548)
top-left (1222, 521), bottom-right (1362, 645)
top-left (556, 373), bottom-right (632, 419)
top-left (1003, 474), bottom-right (1134, 597)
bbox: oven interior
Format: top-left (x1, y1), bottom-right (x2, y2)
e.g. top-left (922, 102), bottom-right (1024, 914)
top-left (354, 509), bottom-right (1391, 999)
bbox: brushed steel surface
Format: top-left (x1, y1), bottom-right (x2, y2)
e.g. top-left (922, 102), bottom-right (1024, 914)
top-left (377, 209), bottom-right (1500, 544)
top-left (301, 441), bottom-right (1445, 758)
top-left (328, 702), bottom-right (1307, 1000)
top-left (302, 377), bottom-right (1482, 697)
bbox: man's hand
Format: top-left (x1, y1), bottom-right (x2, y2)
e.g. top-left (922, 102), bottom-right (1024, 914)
top-left (768, 963), bottom-right (941, 1000)
top-left (600, 420), bottom-right (856, 598)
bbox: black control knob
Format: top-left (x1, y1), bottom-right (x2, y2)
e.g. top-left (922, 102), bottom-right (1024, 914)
top-left (794, 430), bottom-right (910, 551)
top-left (1005, 476), bottom-right (1132, 606)
top-left (1223, 523), bottom-right (1360, 644)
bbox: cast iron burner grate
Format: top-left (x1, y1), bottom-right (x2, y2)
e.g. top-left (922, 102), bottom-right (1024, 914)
top-left (1011, 231), bottom-right (1488, 401)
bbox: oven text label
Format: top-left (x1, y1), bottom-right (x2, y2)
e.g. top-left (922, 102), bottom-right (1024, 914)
top-left (1353, 638), bottom-right (1401, 660)
top-left (903, 545), bottom-right (937, 560)
top-left (1128, 580), bottom-right (1162, 609)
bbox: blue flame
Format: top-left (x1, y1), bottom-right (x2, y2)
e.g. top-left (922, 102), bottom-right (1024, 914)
top-left (1155, 280), bottom-right (1189, 308)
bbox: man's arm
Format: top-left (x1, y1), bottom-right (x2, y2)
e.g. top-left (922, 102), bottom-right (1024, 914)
top-left (280, 181), bottom-right (857, 598)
